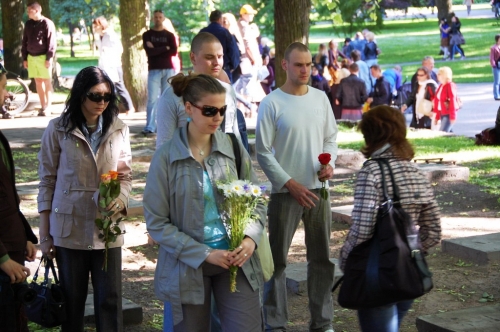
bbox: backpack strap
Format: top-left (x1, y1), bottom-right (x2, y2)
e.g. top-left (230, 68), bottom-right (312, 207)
top-left (227, 133), bottom-right (241, 179)
top-left (377, 158), bottom-right (401, 203)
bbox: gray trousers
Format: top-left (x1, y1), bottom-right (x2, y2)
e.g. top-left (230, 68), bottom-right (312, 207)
top-left (173, 262), bottom-right (263, 332)
top-left (264, 191), bottom-right (334, 332)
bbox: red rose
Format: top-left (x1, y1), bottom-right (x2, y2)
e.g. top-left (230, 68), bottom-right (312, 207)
top-left (318, 153), bottom-right (331, 165)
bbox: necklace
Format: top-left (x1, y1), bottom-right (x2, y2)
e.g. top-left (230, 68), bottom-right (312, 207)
top-left (87, 124), bottom-right (97, 128)
top-left (190, 140), bottom-right (210, 156)
top-left (192, 142), bottom-right (210, 156)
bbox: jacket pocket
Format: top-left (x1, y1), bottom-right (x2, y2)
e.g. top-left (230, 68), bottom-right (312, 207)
top-left (155, 248), bottom-right (177, 299)
top-left (63, 136), bottom-right (82, 167)
top-left (50, 201), bottom-right (74, 238)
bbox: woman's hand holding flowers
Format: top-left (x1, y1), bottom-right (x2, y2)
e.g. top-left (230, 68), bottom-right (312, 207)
top-left (104, 197), bottom-right (124, 216)
top-left (229, 237), bottom-right (256, 267)
top-left (206, 250), bottom-right (231, 269)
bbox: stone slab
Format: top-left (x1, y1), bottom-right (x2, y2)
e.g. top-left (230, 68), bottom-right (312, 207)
top-left (335, 149), bottom-right (366, 168)
top-left (285, 258), bottom-right (342, 294)
top-left (127, 198), bottom-right (144, 217)
top-left (441, 233), bottom-right (500, 265)
top-left (331, 205), bottom-right (353, 225)
top-left (131, 148), bottom-right (155, 163)
top-left (415, 163), bottom-right (470, 182)
top-left (84, 294), bottom-right (143, 325)
top-left (416, 304), bottom-right (500, 332)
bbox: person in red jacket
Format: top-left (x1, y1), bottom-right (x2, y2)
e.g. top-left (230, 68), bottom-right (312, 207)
top-left (433, 66), bottom-right (458, 132)
top-left (0, 65), bottom-right (38, 332)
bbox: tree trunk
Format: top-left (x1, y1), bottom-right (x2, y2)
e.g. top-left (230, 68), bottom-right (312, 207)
top-left (436, 0), bottom-right (453, 20)
top-left (68, 21), bottom-right (75, 57)
top-left (1, 0), bottom-right (25, 77)
top-left (274, 0), bottom-right (311, 87)
top-left (118, 0), bottom-right (149, 112)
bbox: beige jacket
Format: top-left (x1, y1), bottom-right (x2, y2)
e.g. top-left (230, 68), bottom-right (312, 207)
top-left (38, 117), bottom-right (132, 250)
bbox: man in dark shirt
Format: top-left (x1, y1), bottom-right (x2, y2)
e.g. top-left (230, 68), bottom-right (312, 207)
top-left (142, 9), bottom-right (178, 136)
top-left (336, 62), bottom-right (367, 120)
top-left (200, 10), bottom-right (241, 83)
top-left (368, 64), bottom-right (391, 107)
top-left (0, 65), bottom-right (38, 332)
top-left (21, 2), bottom-right (56, 117)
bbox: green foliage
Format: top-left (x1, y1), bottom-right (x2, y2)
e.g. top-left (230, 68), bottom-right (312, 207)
top-left (149, 0), bottom-right (274, 44)
top-left (311, 0), bottom-right (384, 37)
top-left (51, 0), bottom-right (119, 29)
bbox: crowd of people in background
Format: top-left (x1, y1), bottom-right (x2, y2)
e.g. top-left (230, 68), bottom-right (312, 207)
top-left (11, 2), bottom-right (500, 332)
top-left (308, 22), bottom-right (462, 133)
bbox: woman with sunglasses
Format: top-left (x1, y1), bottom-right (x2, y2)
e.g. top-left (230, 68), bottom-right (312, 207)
top-left (37, 66), bottom-right (132, 332)
top-left (144, 73), bottom-right (266, 332)
top-left (401, 67), bottom-right (438, 129)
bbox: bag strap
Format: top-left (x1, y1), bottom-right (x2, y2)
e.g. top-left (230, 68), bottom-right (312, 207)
top-left (44, 256), bottom-right (60, 285)
top-left (31, 258), bottom-right (45, 283)
top-left (227, 133), bottom-right (241, 179)
top-left (376, 158), bottom-right (401, 202)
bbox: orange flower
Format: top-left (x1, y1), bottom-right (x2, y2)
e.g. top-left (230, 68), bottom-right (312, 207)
top-left (109, 170), bottom-right (119, 180)
top-left (101, 173), bottom-right (111, 184)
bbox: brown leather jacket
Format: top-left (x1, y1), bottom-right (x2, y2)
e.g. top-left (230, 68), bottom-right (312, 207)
top-left (0, 130), bottom-right (37, 262)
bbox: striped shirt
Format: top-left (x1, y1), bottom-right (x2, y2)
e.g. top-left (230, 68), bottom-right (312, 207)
top-left (340, 146), bottom-right (441, 270)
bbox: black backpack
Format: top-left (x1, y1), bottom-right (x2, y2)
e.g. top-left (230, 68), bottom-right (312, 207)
top-left (333, 158), bottom-right (433, 309)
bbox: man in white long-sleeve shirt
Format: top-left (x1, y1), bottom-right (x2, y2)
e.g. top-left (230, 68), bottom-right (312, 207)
top-left (156, 32), bottom-right (240, 148)
top-left (256, 42), bottom-right (338, 332)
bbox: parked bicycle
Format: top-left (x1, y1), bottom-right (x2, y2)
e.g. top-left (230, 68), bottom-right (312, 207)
top-left (4, 69), bottom-right (30, 116)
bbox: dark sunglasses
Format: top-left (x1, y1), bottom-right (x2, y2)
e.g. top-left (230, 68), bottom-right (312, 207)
top-left (86, 92), bottom-right (112, 103)
top-left (191, 103), bottom-right (227, 117)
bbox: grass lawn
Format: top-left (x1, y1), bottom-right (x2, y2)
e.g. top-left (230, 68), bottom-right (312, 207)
top-left (57, 40), bottom-right (98, 76)
top-left (55, 10), bottom-right (497, 82)
top-left (336, 123), bottom-right (500, 199)
top-left (309, 16), bottom-right (497, 82)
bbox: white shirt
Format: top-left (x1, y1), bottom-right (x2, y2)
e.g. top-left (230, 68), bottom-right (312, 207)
top-left (256, 87), bottom-right (338, 193)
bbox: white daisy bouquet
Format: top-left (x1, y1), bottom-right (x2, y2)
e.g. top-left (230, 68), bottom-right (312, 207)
top-left (217, 180), bottom-right (268, 292)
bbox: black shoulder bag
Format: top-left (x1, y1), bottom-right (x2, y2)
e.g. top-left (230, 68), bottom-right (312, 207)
top-left (25, 256), bottom-right (67, 327)
top-left (333, 158), bottom-right (433, 309)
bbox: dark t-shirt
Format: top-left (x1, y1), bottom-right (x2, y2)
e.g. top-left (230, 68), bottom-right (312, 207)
top-left (21, 17), bottom-right (57, 60)
top-left (142, 29), bottom-right (177, 71)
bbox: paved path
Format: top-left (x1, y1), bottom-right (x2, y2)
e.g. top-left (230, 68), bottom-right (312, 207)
top-left (1, 82), bottom-right (496, 142)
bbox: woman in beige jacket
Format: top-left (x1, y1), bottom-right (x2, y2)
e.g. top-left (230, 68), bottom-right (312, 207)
top-left (37, 66), bottom-right (132, 332)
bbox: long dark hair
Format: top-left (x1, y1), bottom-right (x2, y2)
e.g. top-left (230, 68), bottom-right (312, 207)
top-left (58, 66), bottom-right (119, 136)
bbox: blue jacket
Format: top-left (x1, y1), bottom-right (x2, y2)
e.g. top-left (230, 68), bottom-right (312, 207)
top-left (200, 22), bottom-right (241, 71)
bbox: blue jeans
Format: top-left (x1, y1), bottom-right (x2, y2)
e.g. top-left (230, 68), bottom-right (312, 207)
top-left (450, 44), bottom-right (464, 60)
top-left (493, 67), bottom-right (500, 99)
top-left (264, 191), bottom-right (334, 331)
top-left (440, 114), bottom-right (453, 132)
top-left (357, 300), bottom-right (413, 332)
top-left (144, 69), bottom-right (175, 133)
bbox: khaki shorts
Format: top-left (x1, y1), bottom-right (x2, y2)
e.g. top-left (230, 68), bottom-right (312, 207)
top-left (27, 54), bottom-right (52, 79)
